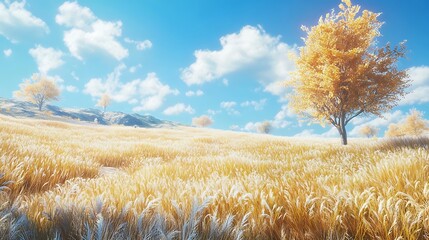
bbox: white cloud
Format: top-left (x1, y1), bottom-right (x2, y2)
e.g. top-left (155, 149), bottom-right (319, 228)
top-left (321, 127), bottom-right (339, 138)
top-left (220, 101), bottom-right (236, 109)
top-left (29, 45), bottom-right (64, 74)
top-left (400, 66), bottom-right (429, 105)
top-left (185, 90), bottom-right (204, 97)
top-left (55, 1), bottom-right (95, 29)
top-left (3, 48), bottom-right (11, 57)
top-left (163, 103), bottom-right (195, 115)
top-left (243, 122), bottom-right (256, 132)
top-left (220, 101), bottom-right (239, 115)
top-left (71, 71), bottom-right (79, 81)
top-left (129, 64), bottom-right (142, 73)
top-left (124, 38), bottom-right (152, 51)
top-left (65, 85), bottom-right (78, 93)
top-left (274, 105), bottom-right (295, 121)
top-left (181, 25), bottom-right (296, 97)
top-left (134, 74), bottom-right (179, 111)
top-left (293, 128), bottom-right (338, 138)
top-left (207, 109), bottom-right (220, 116)
top-left (294, 129), bottom-right (316, 138)
top-left (84, 64), bottom-right (178, 111)
top-left (222, 78), bottom-right (229, 86)
top-left (271, 118), bottom-right (291, 129)
top-left (241, 99), bottom-right (266, 111)
top-left (349, 110), bottom-right (406, 137)
top-left (268, 104), bottom-right (294, 129)
top-left (243, 121), bottom-right (272, 134)
top-left (0, 1), bottom-right (48, 42)
top-left (229, 125), bottom-right (240, 131)
top-left (56, 1), bottom-right (128, 61)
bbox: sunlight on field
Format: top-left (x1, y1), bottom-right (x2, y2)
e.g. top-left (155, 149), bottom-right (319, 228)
top-left (0, 115), bottom-right (428, 239)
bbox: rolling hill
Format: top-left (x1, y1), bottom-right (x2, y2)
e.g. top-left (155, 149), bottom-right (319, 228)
top-left (0, 97), bottom-right (177, 128)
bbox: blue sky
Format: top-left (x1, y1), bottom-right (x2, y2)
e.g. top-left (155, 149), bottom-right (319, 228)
top-left (0, 0), bottom-right (428, 137)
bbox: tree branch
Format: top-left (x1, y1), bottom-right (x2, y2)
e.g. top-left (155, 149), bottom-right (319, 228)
top-left (345, 109), bottom-right (364, 125)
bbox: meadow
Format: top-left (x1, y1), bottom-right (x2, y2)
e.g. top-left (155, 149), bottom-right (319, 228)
top-left (0, 114), bottom-right (428, 239)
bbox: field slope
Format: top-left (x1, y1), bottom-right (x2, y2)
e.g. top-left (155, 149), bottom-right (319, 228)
top-left (0, 114), bottom-right (428, 239)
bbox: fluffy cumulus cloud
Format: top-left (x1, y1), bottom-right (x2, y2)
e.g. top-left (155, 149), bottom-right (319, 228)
top-left (3, 48), bottom-right (12, 57)
top-left (124, 38), bottom-right (152, 51)
top-left (181, 25), bottom-right (296, 96)
top-left (163, 103), bottom-right (195, 115)
top-left (185, 90), bottom-right (204, 97)
top-left (84, 64), bottom-right (178, 111)
top-left (233, 102), bottom-right (293, 132)
top-left (265, 104), bottom-right (294, 129)
top-left (56, 1), bottom-right (128, 61)
top-left (400, 66), bottom-right (429, 105)
top-left (274, 105), bottom-right (295, 121)
top-left (0, 1), bottom-right (48, 42)
top-left (29, 45), bottom-right (64, 74)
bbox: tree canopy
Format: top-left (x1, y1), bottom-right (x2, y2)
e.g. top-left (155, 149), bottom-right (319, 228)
top-left (288, 0), bottom-right (409, 145)
top-left (97, 93), bottom-right (111, 113)
top-left (14, 74), bottom-right (60, 111)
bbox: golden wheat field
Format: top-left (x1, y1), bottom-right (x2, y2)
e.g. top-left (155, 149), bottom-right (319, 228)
top-left (0, 114), bottom-right (428, 239)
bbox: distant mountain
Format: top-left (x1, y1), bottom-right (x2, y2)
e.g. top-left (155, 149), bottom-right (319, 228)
top-left (0, 98), bottom-right (178, 128)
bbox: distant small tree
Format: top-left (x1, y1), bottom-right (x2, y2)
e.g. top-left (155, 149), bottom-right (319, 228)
top-left (359, 125), bottom-right (378, 138)
top-left (402, 109), bottom-right (429, 136)
top-left (97, 93), bottom-right (111, 113)
top-left (257, 121), bottom-right (272, 134)
top-left (385, 109), bottom-right (428, 137)
top-left (14, 74), bottom-right (60, 111)
top-left (192, 115), bottom-right (213, 128)
top-left (385, 124), bottom-right (402, 138)
top-left (288, 0), bottom-right (409, 145)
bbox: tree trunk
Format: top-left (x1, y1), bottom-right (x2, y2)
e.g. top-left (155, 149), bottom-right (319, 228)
top-left (37, 97), bottom-right (44, 112)
top-left (339, 117), bottom-right (348, 145)
top-left (340, 126), bottom-right (348, 145)
top-left (335, 117), bottom-right (348, 145)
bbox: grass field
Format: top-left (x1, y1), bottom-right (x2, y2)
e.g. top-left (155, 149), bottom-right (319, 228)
top-left (0, 114), bottom-right (428, 239)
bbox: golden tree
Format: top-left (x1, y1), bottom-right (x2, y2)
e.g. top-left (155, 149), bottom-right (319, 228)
top-left (14, 74), bottom-right (60, 111)
top-left (288, 0), bottom-right (409, 145)
top-left (97, 93), bottom-right (111, 113)
top-left (385, 124), bottom-right (402, 137)
top-left (359, 125), bottom-right (378, 138)
top-left (385, 109), bottom-right (428, 137)
top-left (192, 115), bottom-right (213, 128)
